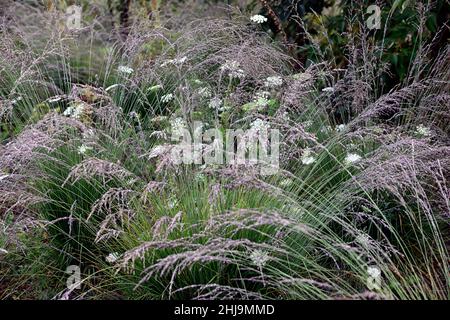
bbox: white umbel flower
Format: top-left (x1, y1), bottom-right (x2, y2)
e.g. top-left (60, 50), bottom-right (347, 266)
top-left (170, 117), bottom-right (187, 137)
top-left (63, 106), bottom-right (74, 117)
top-left (356, 234), bottom-right (370, 247)
top-left (303, 120), bottom-right (313, 129)
top-left (264, 76), bottom-right (283, 88)
top-left (344, 153), bottom-right (362, 165)
top-left (250, 14), bottom-right (268, 24)
top-left (367, 266), bottom-right (381, 278)
top-left (198, 87), bottom-right (212, 98)
top-left (335, 124), bottom-right (346, 132)
top-left (63, 103), bottom-right (85, 119)
top-left (208, 97), bottom-right (223, 110)
top-left (250, 249), bottom-right (270, 268)
top-left (72, 105), bottom-right (85, 119)
top-left (280, 111), bottom-right (290, 121)
top-left (252, 91), bottom-right (271, 108)
top-left (415, 124), bottom-right (431, 137)
top-left (255, 91), bottom-right (270, 99)
top-left (250, 119), bottom-right (270, 132)
top-left (220, 60), bottom-right (245, 79)
top-left (301, 148), bottom-right (316, 165)
top-left (106, 252), bottom-right (120, 263)
top-left (174, 56), bottom-right (188, 65)
top-left (161, 93), bottom-right (174, 103)
top-left (254, 97), bottom-right (269, 108)
top-left (77, 144), bottom-right (92, 155)
top-left (195, 173), bottom-right (207, 182)
top-left (117, 65), bottom-right (134, 74)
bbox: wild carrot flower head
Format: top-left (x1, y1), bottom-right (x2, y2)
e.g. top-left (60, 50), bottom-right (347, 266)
top-left (195, 173), bottom-right (206, 182)
top-left (117, 65), bottom-right (134, 75)
top-left (250, 15), bottom-right (268, 24)
top-left (161, 93), bottom-right (174, 103)
top-left (171, 117), bottom-right (187, 137)
top-left (106, 252), bottom-right (120, 263)
top-left (208, 97), bottom-right (223, 110)
top-left (301, 148), bottom-right (316, 165)
top-left (344, 153), bottom-right (362, 165)
top-left (250, 249), bottom-right (270, 268)
top-left (367, 266), bottom-right (381, 278)
top-left (250, 119), bottom-right (270, 132)
top-left (63, 103), bottom-right (85, 120)
top-left (264, 76), bottom-right (283, 88)
top-left (198, 87), bottom-right (212, 98)
top-left (77, 144), bottom-right (92, 155)
top-left (220, 60), bottom-right (245, 79)
top-left (415, 124), bottom-right (431, 137)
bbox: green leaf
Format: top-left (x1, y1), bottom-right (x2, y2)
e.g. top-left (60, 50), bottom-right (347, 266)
top-left (390, 0), bottom-right (410, 15)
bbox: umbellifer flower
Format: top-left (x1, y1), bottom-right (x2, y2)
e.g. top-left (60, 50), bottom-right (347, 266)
top-left (220, 60), bottom-right (245, 79)
top-left (170, 117), bottom-right (187, 137)
top-left (250, 14), bottom-right (268, 24)
top-left (264, 76), bottom-right (283, 88)
top-left (208, 97), bottom-right (222, 110)
top-left (117, 65), bottom-right (134, 75)
top-left (344, 153), bottom-right (362, 165)
top-left (161, 93), bottom-right (174, 103)
top-left (301, 148), bottom-right (316, 165)
top-left (415, 124), bottom-right (431, 137)
top-left (106, 252), bottom-right (120, 263)
top-left (254, 96), bottom-right (269, 108)
top-left (367, 266), bottom-right (381, 278)
top-left (250, 119), bottom-right (270, 132)
top-left (63, 103), bottom-right (85, 120)
top-left (77, 144), bottom-right (92, 155)
top-left (195, 173), bottom-right (206, 182)
top-left (250, 249), bottom-right (270, 268)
